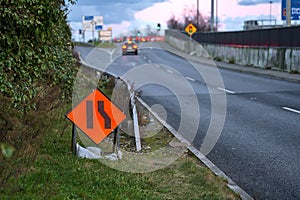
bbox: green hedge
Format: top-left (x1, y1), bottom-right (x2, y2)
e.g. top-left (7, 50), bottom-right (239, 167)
top-left (0, 0), bottom-right (77, 112)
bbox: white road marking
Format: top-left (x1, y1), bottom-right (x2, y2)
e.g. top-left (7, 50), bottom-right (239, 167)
top-left (109, 48), bottom-right (116, 62)
top-left (282, 107), bottom-right (300, 114)
top-left (217, 87), bottom-right (236, 94)
top-left (167, 69), bottom-right (173, 74)
top-left (155, 64), bottom-right (160, 68)
top-left (148, 60), bottom-right (152, 63)
top-left (186, 76), bottom-right (196, 82)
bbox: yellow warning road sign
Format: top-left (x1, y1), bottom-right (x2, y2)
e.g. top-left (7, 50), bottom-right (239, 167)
top-left (185, 23), bottom-right (197, 36)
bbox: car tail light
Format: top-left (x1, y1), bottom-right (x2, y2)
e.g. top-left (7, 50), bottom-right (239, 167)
top-left (133, 45), bottom-right (138, 49)
top-left (122, 45), bottom-right (127, 49)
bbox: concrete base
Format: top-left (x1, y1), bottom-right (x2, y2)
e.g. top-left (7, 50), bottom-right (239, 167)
top-left (203, 44), bottom-right (300, 72)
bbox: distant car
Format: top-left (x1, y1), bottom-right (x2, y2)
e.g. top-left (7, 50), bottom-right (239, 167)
top-left (122, 41), bottom-right (138, 55)
top-left (113, 38), bottom-right (123, 43)
top-left (138, 37), bottom-right (147, 42)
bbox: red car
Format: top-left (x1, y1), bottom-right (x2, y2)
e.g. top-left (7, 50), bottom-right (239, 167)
top-left (122, 41), bottom-right (138, 55)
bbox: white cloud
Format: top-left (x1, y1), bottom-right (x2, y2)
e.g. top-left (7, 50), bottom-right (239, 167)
top-left (68, 0), bottom-right (287, 41)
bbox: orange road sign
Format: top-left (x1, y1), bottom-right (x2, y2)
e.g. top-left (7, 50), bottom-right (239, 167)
top-left (185, 23), bottom-right (197, 36)
top-left (66, 89), bottom-right (126, 144)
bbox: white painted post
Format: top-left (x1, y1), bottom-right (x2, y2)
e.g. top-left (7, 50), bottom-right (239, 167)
top-left (130, 91), bottom-right (142, 152)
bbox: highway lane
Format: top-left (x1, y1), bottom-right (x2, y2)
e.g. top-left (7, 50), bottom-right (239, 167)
top-left (141, 47), bottom-right (300, 199)
top-left (76, 43), bottom-right (300, 199)
top-left (203, 72), bottom-right (300, 199)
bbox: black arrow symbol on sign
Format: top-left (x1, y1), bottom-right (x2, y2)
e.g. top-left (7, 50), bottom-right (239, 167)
top-left (98, 101), bottom-right (111, 129)
top-left (86, 100), bottom-right (111, 129)
top-left (86, 101), bottom-right (94, 129)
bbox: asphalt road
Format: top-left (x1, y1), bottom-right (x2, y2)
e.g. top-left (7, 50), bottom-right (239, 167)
top-left (76, 43), bottom-right (300, 200)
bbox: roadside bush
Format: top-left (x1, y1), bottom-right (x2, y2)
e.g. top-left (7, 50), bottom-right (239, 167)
top-left (0, 0), bottom-right (77, 112)
top-left (290, 69), bottom-right (299, 74)
top-left (213, 56), bottom-right (223, 61)
top-left (228, 57), bottom-right (236, 64)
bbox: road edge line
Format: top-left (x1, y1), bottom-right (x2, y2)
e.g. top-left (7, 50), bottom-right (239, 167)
top-left (137, 97), bottom-right (253, 200)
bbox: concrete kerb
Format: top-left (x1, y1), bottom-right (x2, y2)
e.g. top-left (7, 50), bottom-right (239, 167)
top-left (159, 41), bottom-right (300, 83)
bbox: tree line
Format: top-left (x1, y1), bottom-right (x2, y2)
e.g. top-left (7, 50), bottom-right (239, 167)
top-left (167, 5), bottom-right (217, 32)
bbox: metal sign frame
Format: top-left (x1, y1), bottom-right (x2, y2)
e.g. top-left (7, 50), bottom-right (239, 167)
top-left (82, 16), bottom-right (104, 31)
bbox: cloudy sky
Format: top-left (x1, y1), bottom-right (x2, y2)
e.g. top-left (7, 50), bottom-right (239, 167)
top-left (67, 0), bottom-right (286, 40)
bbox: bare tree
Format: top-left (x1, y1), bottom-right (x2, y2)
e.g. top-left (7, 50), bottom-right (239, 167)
top-left (130, 28), bottom-right (139, 36)
top-left (167, 5), bottom-right (217, 32)
top-left (167, 14), bottom-right (184, 31)
top-left (146, 24), bottom-right (156, 36)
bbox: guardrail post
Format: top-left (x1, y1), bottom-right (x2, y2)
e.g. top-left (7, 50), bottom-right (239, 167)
top-left (130, 88), bottom-right (142, 152)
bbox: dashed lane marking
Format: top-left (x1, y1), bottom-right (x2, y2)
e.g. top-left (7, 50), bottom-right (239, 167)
top-left (217, 87), bottom-right (236, 94)
top-left (186, 76), bottom-right (196, 82)
top-left (167, 69), bottom-right (173, 74)
top-left (282, 107), bottom-right (300, 114)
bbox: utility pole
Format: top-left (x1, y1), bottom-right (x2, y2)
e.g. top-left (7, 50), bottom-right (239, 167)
top-left (211, 0), bottom-right (214, 32)
top-left (286, 0), bottom-right (291, 26)
top-left (197, 0), bottom-right (199, 28)
top-left (269, 1), bottom-right (273, 25)
top-left (91, 19), bottom-right (96, 43)
top-left (216, 0), bottom-right (218, 31)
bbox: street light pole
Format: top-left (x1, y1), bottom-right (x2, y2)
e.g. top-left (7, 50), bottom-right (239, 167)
top-left (216, 0), bottom-right (218, 31)
top-left (269, 1), bottom-right (273, 25)
top-left (211, 0), bottom-right (214, 32)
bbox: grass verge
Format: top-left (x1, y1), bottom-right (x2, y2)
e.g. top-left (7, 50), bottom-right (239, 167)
top-left (0, 63), bottom-right (240, 200)
top-left (0, 100), bottom-right (239, 199)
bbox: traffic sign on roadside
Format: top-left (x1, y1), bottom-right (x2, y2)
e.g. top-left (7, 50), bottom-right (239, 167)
top-left (185, 23), bottom-right (197, 36)
top-left (66, 89), bottom-right (126, 144)
top-left (282, 0), bottom-right (300, 20)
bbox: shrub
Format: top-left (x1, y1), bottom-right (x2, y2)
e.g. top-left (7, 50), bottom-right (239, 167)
top-left (228, 57), bottom-right (236, 64)
top-left (0, 0), bottom-right (77, 112)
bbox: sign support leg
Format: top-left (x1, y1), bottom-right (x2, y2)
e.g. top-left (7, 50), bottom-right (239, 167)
top-left (189, 35), bottom-right (192, 54)
top-left (117, 126), bottom-right (121, 155)
top-left (112, 127), bottom-right (118, 153)
top-left (71, 123), bottom-right (77, 155)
